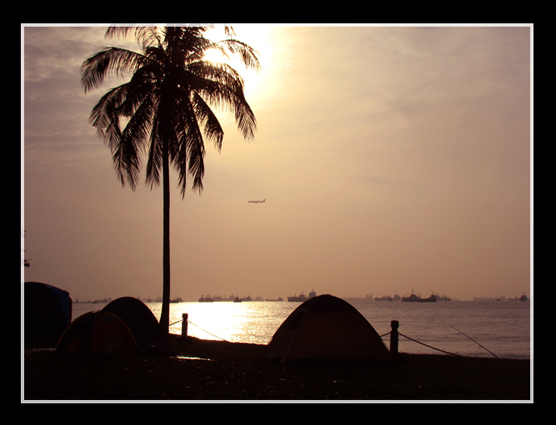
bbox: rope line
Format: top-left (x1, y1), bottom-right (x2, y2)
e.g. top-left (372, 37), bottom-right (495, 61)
top-left (448, 324), bottom-right (499, 359)
top-left (381, 329), bottom-right (462, 357)
top-left (383, 326), bottom-right (500, 359)
top-left (398, 332), bottom-right (464, 357)
top-left (172, 318), bottom-right (499, 359)
top-left (186, 319), bottom-right (230, 342)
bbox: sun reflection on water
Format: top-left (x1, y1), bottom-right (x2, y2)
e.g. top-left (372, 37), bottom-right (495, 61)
top-left (161, 301), bottom-right (296, 344)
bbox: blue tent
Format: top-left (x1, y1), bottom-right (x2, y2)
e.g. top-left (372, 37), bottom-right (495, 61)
top-left (25, 281), bottom-right (72, 348)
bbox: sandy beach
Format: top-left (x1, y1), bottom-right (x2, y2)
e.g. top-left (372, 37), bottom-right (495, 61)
top-left (23, 335), bottom-right (530, 401)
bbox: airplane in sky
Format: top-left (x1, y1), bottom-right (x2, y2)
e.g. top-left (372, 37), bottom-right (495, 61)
top-left (248, 199), bottom-right (266, 204)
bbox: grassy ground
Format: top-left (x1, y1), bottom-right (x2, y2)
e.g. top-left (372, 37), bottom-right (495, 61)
top-left (23, 335), bottom-right (531, 401)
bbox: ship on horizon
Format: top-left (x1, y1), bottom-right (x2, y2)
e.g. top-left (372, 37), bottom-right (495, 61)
top-left (402, 291), bottom-right (437, 303)
top-left (287, 290), bottom-right (317, 302)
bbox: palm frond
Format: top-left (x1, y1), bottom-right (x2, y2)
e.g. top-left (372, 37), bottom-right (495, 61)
top-left (191, 91), bottom-right (224, 150)
top-left (89, 80), bottom-right (151, 190)
top-left (219, 39), bottom-right (261, 72)
top-left (145, 116), bottom-right (163, 188)
top-left (81, 47), bottom-right (148, 93)
top-left (188, 65), bottom-right (257, 141)
top-left (120, 94), bottom-right (155, 151)
top-left (89, 84), bottom-right (128, 144)
top-left (106, 25), bottom-right (163, 49)
top-left (170, 98), bottom-right (206, 195)
top-left (111, 129), bottom-right (142, 190)
top-left (96, 92), bottom-right (142, 190)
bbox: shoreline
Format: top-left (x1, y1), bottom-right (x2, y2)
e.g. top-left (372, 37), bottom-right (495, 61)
top-left (23, 335), bottom-right (531, 401)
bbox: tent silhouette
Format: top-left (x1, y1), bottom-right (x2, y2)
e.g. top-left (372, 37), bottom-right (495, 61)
top-left (56, 297), bottom-right (170, 356)
top-left (25, 281), bottom-right (72, 348)
top-left (263, 294), bottom-right (392, 363)
top-left (102, 297), bottom-right (170, 355)
top-left (55, 311), bottom-right (137, 356)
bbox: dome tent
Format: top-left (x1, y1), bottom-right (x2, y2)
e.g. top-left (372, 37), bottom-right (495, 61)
top-left (55, 311), bottom-right (137, 356)
top-left (263, 294), bottom-right (392, 364)
top-left (56, 297), bottom-right (170, 356)
top-left (102, 297), bottom-right (170, 355)
top-left (25, 281), bottom-right (72, 348)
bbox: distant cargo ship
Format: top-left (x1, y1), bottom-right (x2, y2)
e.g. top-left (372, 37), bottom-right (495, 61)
top-left (475, 294), bottom-right (529, 302)
top-left (199, 294), bottom-right (244, 302)
top-left (232, 296), bottom-right (253, 302)
top-left (287, 290), bottom-right (316, 302)
top-left (473, 296), bottom-right (498, 302)
top-left (402, 292), bottom-right (437, 303)
top-left (374, 295), bottom-right (393, 301)
top-left (435, 295), bottom-right (451, 301)
top-left (198, 295), bottom-right (214, 302)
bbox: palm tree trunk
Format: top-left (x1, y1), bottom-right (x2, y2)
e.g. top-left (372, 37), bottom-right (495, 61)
top-left (160, 137), bottom-right (171, 336)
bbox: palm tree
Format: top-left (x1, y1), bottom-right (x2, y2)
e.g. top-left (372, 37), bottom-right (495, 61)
top-left (81, 25), bottom-right (259, 335)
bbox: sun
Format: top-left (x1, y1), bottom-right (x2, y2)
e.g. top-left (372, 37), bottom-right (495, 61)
top-left (204, 24), bottom-right (273, 99)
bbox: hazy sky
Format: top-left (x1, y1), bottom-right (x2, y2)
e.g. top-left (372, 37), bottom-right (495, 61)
top-left (22, 24), bottom-right (532, 301)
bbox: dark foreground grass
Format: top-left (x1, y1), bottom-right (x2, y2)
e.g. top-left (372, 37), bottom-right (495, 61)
top-left (23, 335), bottom-right (531, 401)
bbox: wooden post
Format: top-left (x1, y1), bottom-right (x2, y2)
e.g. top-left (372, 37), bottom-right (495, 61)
top-left (390, 320), bottom-right (399, 356)
top-left (181, 313), bottom-right (188, 339)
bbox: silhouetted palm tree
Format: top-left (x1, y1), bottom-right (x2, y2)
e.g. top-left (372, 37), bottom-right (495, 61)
top-left (81, 25), bottom-right (259, 335)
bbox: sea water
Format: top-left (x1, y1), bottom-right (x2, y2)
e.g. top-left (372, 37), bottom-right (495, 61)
top-left (71, 299), bottom-right (531, 360)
